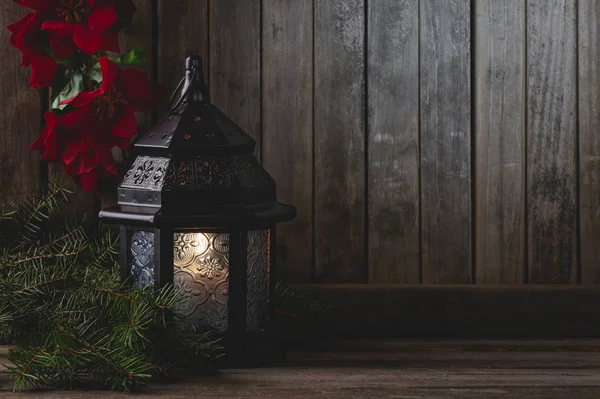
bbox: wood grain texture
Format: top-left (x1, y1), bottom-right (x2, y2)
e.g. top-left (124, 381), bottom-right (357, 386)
top-left (0, 2), bottom-right (42, 204)
top-left (262, 1), bottom-right (313, 283)
top-left (6, 340), bottom-right (600, 398)
top-left (526, 0), bottom-right (577, 284)
top-left (579, 0), bottom-right (600, 284)
top-left (475, 0), bottom-right (526, 284)
top-left (158, 0), bottom-right (208, 115)
top-left (210, 0), bottom-right (261, 156)
top-left (367, 0), bottom-right (419, 284)
top-left (420, 0), bottom-right (472, 284)
top-left (314, 0), bottom-right (365, 283)
top-left (123, 0), bottom-right (154, 132)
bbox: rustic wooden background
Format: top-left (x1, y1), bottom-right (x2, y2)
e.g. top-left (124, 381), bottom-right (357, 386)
top-left (1, 0), bottom-right (599, 287)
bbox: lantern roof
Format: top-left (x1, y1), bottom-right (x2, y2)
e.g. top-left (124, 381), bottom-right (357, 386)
top-left (134, 56), bottom-right (256, 157)
top-left (99, 56), bottom-right (296, 228)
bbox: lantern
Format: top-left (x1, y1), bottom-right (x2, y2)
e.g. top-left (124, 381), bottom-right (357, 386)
top-left (99, 56), bottom-right (296, 358)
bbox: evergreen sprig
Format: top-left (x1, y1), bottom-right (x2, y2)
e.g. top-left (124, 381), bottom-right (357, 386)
top-left (0, 177), bottom-right (222, 393)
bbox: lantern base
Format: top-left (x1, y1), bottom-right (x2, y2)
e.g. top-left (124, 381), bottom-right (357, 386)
top-left (218, 331), bottom-right (287, 368)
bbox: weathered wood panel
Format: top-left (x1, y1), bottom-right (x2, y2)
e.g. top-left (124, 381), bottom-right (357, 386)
top-left (210, 0), bottom-right (261, 156)
top-left (367, 0), bottom-right (419, 284)
top-left (420, 0), bottom-right (472, 284)
top-left (262, 1), bottom-right (314, 283)
top-left (526, 0), bottom-right (577, 284)
top-left (126, 0), bottom-right (156, 130)
top-left (158, 0), bottom-right (208, 115)
top-left (579, 0), bottom-right (600, 284)
top-left (475, 0), bottom-right (526, 284)
top-left (0, 2), bottom-right (42, 204)
top-left (314, 0), bottom-right (366, 283)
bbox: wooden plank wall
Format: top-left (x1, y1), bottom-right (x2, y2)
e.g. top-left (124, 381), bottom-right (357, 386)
top-left (1, 0), bottom-right (599, 286)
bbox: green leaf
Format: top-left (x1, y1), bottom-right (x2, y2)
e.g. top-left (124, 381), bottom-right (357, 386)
top-left (89, 62), bottom-right (103, 86)
top-left (51, 72), bottom-right (84, 111)
top-left (115, 48), bottom-right (147, 67)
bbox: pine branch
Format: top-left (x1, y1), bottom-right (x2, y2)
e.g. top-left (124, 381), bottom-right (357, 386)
top-left (0, 178), bottom-right (222, 393)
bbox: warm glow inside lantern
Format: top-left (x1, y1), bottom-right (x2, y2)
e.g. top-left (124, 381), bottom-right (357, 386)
top-left (99, 56), bottom-right (296, 346)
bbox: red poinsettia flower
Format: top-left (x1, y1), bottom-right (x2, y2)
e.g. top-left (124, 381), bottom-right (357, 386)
top-left (61, 56), bottom-right (160, 140)
top-left (41, 0), bottom-right (128, 56)
top-left (61, 134), bottom-right (120, 192)
top-left (7, 11), bottom-right (58, 87)
top-left (11, 0), bottom-right (135, 58)
top-left (31, 111), bottom-right (121, 192)
top-left (31, 111), bottom-right (69, 161)
top-left (47, 56), bottom-right (164, 191)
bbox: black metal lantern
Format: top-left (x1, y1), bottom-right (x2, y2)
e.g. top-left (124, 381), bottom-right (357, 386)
top-left (99, 56), bottom-right (296, 357)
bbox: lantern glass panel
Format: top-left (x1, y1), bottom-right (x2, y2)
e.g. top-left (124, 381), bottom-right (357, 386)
top-left (246, 229), bottom-right (271, 332)
top-left (127, 230), bottom-right (155, 288)
top-left (173, 232), bottom-right (230, 332)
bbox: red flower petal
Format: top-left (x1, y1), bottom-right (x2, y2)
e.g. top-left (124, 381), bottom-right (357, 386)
top-left (98, 56), bottom-right (118, 92)
top-left (30, 132), bottom-right (46, 151)
top-left (60, 89), bottom-right (102, 107)
top-left (7, 13), bottom-right (33, 34)
top-left (79, 170), bottom-right (98, 192)
top-left (62, 106), bottom-right (92, 130)
top-left (11, 0), bottom-right (55, 11)
top-left (29, 55), bottom-right (58, 88)
top-left (21, 55), bottom-right (32, 67)
top-left (88, 3), bottom-right (118, 31)
top-left (31, 123), bottom-right (50, 151)
top-left (73, 24), bottom-right (102, 54)
top-left (62, 140), bottom-right (85, 167)
top-left (112, 109), bottom-right (138, 138)
top-left (49, 34), bottom-right (77, 59)
top-left (41, 21), bottom-right (74, 36)
top-left (87, 0), bottom-right (96, 8)
top-left (101, 30), bottom-right (120, 53)
top-left (101, 157), bottom-right (120, 176)
top-left (11, 13), bottom-right (44, 56)
top-left (40, 128), bottom-right (60, 161)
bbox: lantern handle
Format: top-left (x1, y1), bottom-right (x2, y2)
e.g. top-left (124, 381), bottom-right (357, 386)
top-left (169, 66), bottom-right (198, 112)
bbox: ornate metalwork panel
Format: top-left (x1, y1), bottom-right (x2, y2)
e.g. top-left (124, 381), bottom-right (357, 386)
top-left (246, 229), bottom-right (271, 332)
top-left (127, 231), bottom-right (155, 288)
top-left (165, 159), bottom-right (196, 190)
top-left (121, 157), bottom-right (170, 190)
top-left (194, 158), bottom-right (233, 188)
top-left (234, 155), bottom-right (274, 187)
top-left (173, 232), bottom-right (230, 332)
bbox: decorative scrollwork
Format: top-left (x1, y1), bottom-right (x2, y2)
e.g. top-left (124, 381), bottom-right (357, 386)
top-left (174, 233), bottom-right (209, 266)
top-left (173, 232), bottom-right (230, 332)
top-left (121, 157), bottom-right (170, 190)
top-left (195, 158), bottom-right (232, 188)
top-left (128, 231), bottom-right (155, 288)
top-left (164, 159), bottom-right (196, 189)
top-left (196, 256), bottom-right (225, 279)
top-left (213, 233), bottom-right (229, 254)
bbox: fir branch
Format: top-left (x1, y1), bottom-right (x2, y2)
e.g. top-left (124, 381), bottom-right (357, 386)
top-left (1, 178), bottom-right (222, 393)
top-left (11, 251), bottom-right (82, 267)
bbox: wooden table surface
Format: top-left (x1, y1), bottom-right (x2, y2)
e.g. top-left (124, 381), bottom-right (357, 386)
top-left (2, 340), bottom-right (600, 398)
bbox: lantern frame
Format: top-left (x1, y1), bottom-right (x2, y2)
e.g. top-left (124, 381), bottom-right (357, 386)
top-left (99, 56), bottom-right (296, 361)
